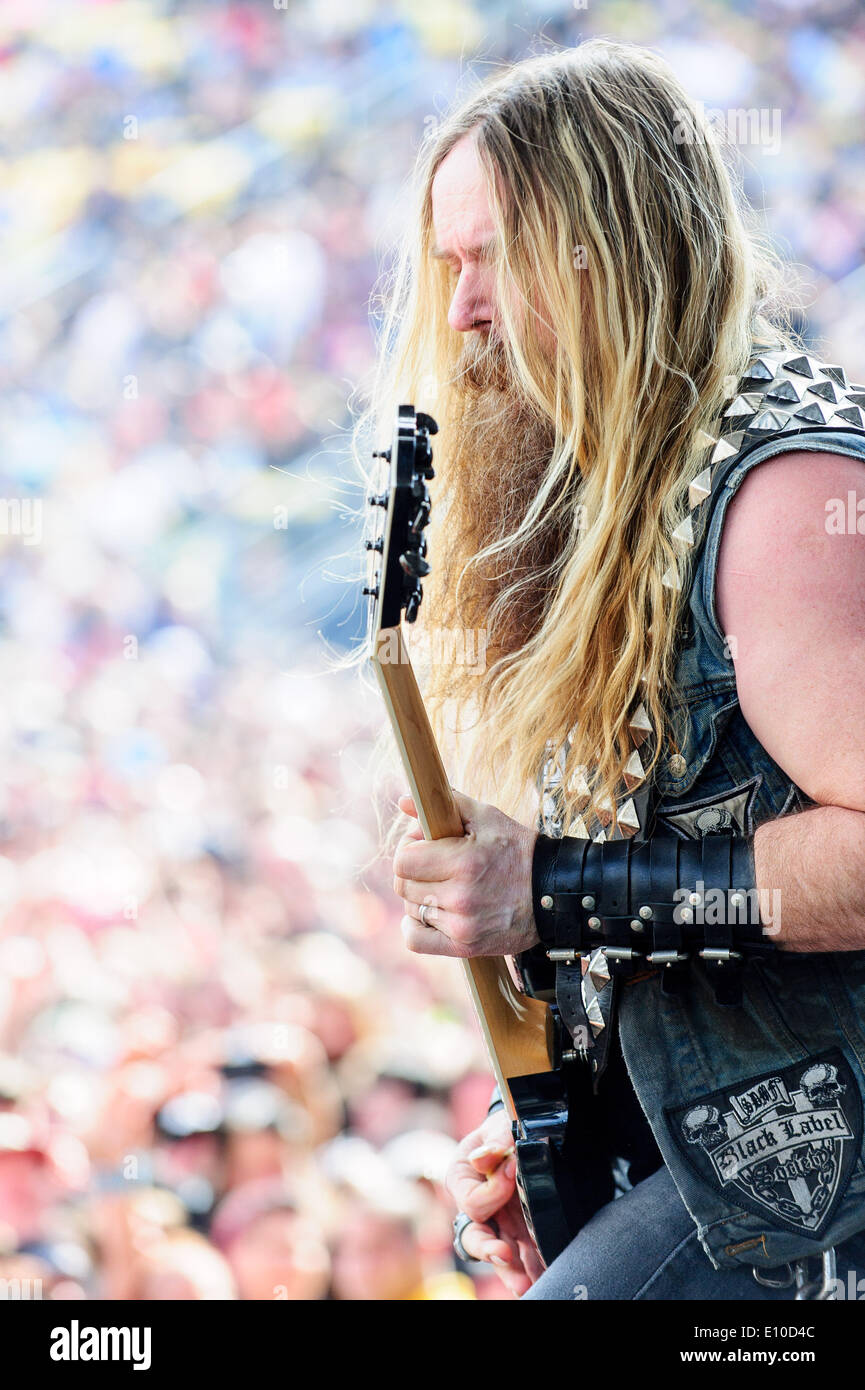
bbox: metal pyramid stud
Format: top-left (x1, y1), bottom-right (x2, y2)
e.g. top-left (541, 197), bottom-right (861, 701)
top-left (596, 795), bottom-right (614, 827)
top-left (808, 377), bottom-right (844, 403)
top-left (822, 364), bottom-right (848, 389)
top-left (742, 356), bottom-right (779, 382)
top-left (629, 703), bottom-right (653, 747)
top-left (694, 428), bottom-right (717, 450)
top-left (846, 392), bottom-right (865, 409)
top-left (623, 749), bottom-right (645, 789)
top-left (765, 377), bottom-right (804, 404)
top-left (564, 814), bottom-right (590, 839)
top-left (711, 435), bottom-right (741, 465)
top-left (794, 398), bottom-right (834, 425)
top-left (688, 467), bottom-right (712, 508)
top-left (589, 952), bottom-right (611, 992)
top-left (585, 995), bottom-right (606, 1036)
top-left (671, 513), bottom-right (694, 549)
top-left (566, 765), bottom-right (591, 811)
top-left (592, 827), bottom-right (607, 843)
top-left (725, 393), bottom-right (762, 419)
top-left (782, 354), bottom-right (818, 379)
top-left (828, 407), bottom-right (865, 429)
top-left (830, 404), bottom-right (865, 429)
top-left (749, 408), bottom-right (790, 432)
top-left (617, 796), bottom-right (641, 838)
top-left (662, 563), bottom-right (681, 591)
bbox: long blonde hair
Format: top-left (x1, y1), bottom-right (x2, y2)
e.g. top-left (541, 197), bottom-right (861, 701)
top-left (348, 39), bottom-right (797, 839)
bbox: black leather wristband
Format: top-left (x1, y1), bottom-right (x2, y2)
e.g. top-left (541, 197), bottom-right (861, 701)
top-left (530, 829), bottom-right (773, 1005)
top-left (532, 832), bottom-right (564, 950)
top-left (533, 832), bottom-right (600, 956)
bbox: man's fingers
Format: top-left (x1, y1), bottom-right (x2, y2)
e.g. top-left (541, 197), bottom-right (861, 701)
top-left (463, 1164), bottom-right (517, 1223)
top-left (400, 915), bottom-right (463, 957)
top-left (449, 1154), bottom-right (517, 1222)
top-left (458, 1220), bottom-right (513, 1267)
top-left (393, 840), bottom-right (464, 884)
top-left (492, 1264), bottom-right (537, 1297)
top-left (467, 1143), bottom-right (515, 1178)
top-left (396, 826), bottom-right (425, 850)
top-left (459, 1221), bottom-right (538, 1296)
top-left (393, 884), bottom-right (444, 920)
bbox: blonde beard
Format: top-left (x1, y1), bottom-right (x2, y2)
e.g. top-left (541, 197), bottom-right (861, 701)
top-left (431, 332), bottom-right (566, 669)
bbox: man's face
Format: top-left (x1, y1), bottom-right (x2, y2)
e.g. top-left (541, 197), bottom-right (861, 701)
top-left (420, 137), bottom-right (564, 674)
top-left (431, 135), bottom-right (498, 337)
top-left (431, 133), bottom-right (556, 364)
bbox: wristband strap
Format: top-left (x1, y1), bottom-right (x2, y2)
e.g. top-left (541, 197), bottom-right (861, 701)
top-left (532, 831), bottom-right (564, 950)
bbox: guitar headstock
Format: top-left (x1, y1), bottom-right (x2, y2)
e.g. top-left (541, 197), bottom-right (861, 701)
top-left (363, 404), bottom-right (438, 638)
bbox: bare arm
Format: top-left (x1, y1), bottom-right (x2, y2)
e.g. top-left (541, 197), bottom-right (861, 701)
top-left (716, 448), bottom-right (865, 950)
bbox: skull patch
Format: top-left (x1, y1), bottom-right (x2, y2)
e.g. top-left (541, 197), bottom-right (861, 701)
top-left (666, 1049), bottom-right (863, 1238)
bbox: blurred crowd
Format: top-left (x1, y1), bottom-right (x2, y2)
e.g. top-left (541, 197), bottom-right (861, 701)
top-left (0, 0), bottom-right (862, 1298)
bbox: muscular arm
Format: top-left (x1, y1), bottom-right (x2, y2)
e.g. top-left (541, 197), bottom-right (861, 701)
top-left (715, 448), bottom-right (865, 951)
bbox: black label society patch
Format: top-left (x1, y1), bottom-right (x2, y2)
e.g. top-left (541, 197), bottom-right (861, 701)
top-left (666, 1050), bottom-right (863, 1239)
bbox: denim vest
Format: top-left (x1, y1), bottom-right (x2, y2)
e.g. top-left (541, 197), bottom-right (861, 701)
top-left (616, 399), bottom-right (865, 1272)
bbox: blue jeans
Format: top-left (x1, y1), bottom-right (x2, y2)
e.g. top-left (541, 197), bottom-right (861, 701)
top-left (522, 1163), bottom-right (865, 1300)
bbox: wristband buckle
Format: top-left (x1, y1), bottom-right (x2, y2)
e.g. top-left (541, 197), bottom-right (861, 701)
top-left (647, 948), bottom-right (690, 966)
top-left (546, 947), bottom-right (587, 964)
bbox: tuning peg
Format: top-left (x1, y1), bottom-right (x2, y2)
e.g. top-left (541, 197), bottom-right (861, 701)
top-left (405, 588), bottom-right (422, 622)
top-left (364, 537), bottom-right (384, 552)
top-left (372, 448), bottom-right (392, 461)
top-left (414, 447), bottom-right (434, 480)
top-left (416, 412), bottom-right (438, 436)
top-left (399, 550), bottom-right (431, 578)
top-left (367, 492), bottom-right (388, 508)
top-left (410, 499), bottom-right (431, 530)
top-left (362, 583), bottom-right (379, 598)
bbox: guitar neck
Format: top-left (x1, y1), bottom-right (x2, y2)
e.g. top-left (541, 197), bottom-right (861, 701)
top-left (373, 626), bottom-right (553, 1117)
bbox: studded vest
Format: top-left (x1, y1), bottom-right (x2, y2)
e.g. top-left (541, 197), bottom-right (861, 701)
top-left (538, 348), bottom-right (865, 1271)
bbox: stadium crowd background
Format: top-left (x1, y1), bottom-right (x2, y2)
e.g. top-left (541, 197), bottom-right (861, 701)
top-left (0, 0), bottom-right (862, 1299)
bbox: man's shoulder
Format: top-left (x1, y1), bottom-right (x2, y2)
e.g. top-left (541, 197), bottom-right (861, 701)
top-left (717, 448), bottom-right (865, 618)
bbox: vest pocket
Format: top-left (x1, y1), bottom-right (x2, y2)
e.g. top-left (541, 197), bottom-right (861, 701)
top-left (654, 688), bottom-right (739, 798)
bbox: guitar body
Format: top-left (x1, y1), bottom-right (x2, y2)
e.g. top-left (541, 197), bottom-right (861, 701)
top-left (511, 1056), bottom-right (615, 1266)
top-left (364, 404), bottom-right (594, 1270)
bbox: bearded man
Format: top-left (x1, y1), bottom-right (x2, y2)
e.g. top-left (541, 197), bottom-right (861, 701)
top-left (380, 40), bottom-right (865, 1299)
